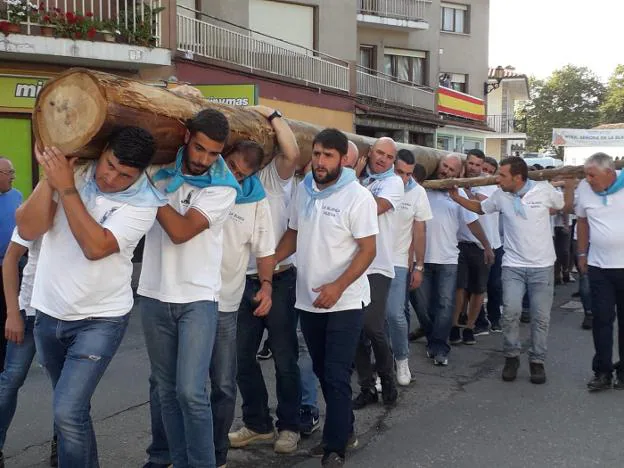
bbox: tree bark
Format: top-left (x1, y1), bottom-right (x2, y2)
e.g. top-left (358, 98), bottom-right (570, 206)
top-left (421, 160), bottom-right (624, 190)
top-left (33, 68), bottom-right (448, 176)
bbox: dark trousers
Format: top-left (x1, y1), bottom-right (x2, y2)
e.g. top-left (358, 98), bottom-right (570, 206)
top-left (299, 308), bottom-right (363, 458)
top-left (236, 268), bottom-right (300, 433)
top-left (477, 246), bottom-right (504, 326)
top-left (588, 266), bottom-right (624, 374)
top-left (554, 227), bottom-right (571, 281)
top-left (0, 266), bottom-right (6, 373)
top-left (355, 274), bottom-right (394, 390)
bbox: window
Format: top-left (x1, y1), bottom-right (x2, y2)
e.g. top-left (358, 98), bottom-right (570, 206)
top-left (439, 72), bottom-right (467, 93)
top-left (383, 48), bottom-right (427, 85)
top-left (249, 0), bottom-right (314, 52)
top-left (437, 135), bottom-right (453, 151)
top-left (359, 45), bottom-right (376, 72)
top-left (440, 2), bottom-right (468, 33)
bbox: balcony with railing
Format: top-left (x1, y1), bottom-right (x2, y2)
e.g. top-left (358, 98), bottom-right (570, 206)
top-left (487, 115), bottom-right (526, 135)
top-left (176, 6), bottom-right (350, 93)
top-left (0, 0), bottom-right (170, 68)
top-left (356, 67), bottom-right (435, 112)
top-left (357, 0), bottom-right (430, 29)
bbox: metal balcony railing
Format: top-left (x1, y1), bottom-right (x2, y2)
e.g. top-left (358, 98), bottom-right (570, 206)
top-left (357, 0), bottom-right (428, 21)
top-left (176, 7), bottom-right (350, 92)
top-left (0, 0), bottom-right (162, 45)
top-left (487, 115), bottom-right (524, 134)
top-left (356, 67), bottom-right (435, 110)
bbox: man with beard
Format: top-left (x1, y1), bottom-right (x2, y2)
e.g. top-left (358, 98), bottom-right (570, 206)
top-left (450, 149), bottom-right (502, 344)
top-left (414, 154), bottom-right (493, 366)
top-left (138, 109), bottom-right (239, 467)
top-left (450, 156), bottom-right (574, 384)
top-left (352, 137), bottom-right (404, 409)
top-left (275, 128), bottom-right (378, 467)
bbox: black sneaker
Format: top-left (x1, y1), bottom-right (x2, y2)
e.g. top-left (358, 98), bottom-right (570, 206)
top-left (473, 324), bottom-right (490, 336)
top-left (352, 388), bottom-right (378, 410)
top-left (581, 314), bottom-right (593, 330)
top-left (381, 379), bottom-right (398, 406)
top-left (502, 357), bottom-right (519, 381)
top-left (310, 434), bottom-right (358, 457)
top-left (462, 328), bottom-right (476, 345)
top-left (571, 291), bottom-right (581, 298)
top-left (322, 452), bottom-right (345, 467)
top-left (408, 328), bottom-right (426, 342)
top-left (256, 341), bottom-right (272, 360)
top-left (529, 362), bottom-right (546, 384)
top-left (520, 310), bottom-right (531, 323)
top-left (614, 372), bottom-right (624, 390)
top-left (142, 463), bottom-right (171, 468)
top-left (490, 322), bottom-right (502, 333)
top-left (300, 406), bottom-right (321, 436)
top-left (587, 372), bottom-right (612, 391)
top-left (449, 326), bottom-right (462, 345)
top-left (50, 435), bottom-right (58, 467)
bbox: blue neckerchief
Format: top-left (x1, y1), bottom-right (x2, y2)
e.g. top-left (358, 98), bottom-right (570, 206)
top-left (152, 147), bottom-right (241, 196)
top-left (303, 168), bottom-right (357, 218)
top-left (405, 177), bottom-right (417, 192)
top-left (81, 163), bottom-right (168, 208)
top-left (360, 165), bottom-right (395, 186)
top-left (596, 170), bottom-right (624, 205)
top-left (236, 174), bottom-right (266, 204)
top-left (512, 179), bottom-right (535, 219)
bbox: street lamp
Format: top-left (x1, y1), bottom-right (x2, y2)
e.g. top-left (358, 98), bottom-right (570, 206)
top-left (484, 65), bottom-right (505, 95)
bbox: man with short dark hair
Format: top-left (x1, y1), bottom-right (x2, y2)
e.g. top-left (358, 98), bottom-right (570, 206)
top-left (16, 126), bottom-right (164, 467)
top-left (275, 128), bottom-right (378, 467)
top-left (450, 156), bottom-right (575, 384)
top-left (577, 153), bottom-right (624, 391)
top-left (139, 109), bottom-right (239, 467)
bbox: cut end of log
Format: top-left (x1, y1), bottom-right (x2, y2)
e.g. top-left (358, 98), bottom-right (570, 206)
top-left (34, 70), bottom-right (107, 155)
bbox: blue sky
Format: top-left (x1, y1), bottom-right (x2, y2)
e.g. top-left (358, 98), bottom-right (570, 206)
top-left (489, 0), bottom-right (622, 81)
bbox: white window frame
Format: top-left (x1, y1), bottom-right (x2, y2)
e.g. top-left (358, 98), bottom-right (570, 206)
top-left (440, 2), bottom-right (468, 34)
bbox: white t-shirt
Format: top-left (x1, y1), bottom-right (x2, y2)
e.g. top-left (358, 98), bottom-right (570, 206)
top-left (289, 179), bottom-right (379, 313)
top-left (482, 182), bottom-right (563, 268)
top-left (138, 176), bottom-right (237, 303)
top-left (247, 159), bottom-right (294, 274)
top-left (32, 168), bottom-right (157, 320)
top-left (425, 189), bottom-right (479, 264)
top-left (575, 178), bottom-right (624, 268)
top-left (392, 182), bottom-right (433, 268)
top-left (457, 185), bottom-right (502, 250)
top-left (363, 174), bottom-right (404, 278)
top-left (220, 199), bottom-right (275, 312)
top-left (10, 228), bottom-right (41, 317)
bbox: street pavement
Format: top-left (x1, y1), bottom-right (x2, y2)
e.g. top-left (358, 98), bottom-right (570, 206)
top-left (5, 281), bottom-right (623, 468)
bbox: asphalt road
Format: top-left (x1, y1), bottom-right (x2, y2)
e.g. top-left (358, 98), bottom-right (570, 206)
top-left (5, 281), bottom-right (622, 468)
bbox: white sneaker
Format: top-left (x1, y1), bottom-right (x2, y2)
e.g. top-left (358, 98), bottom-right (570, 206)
top-left (396, 358), bottom-right (412, 386)
top-left (274, 430), bottom-right (300, 454)
top-left (228, 426), bottom-right (274, 448)
top-left (375, 376), bottom-right (382, 393)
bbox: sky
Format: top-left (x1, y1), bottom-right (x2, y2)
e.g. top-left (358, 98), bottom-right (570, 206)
top-left (489, 0), bottom-right (623, 82)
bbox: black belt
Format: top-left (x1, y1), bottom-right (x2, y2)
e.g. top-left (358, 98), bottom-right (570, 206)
top-left (247, 266), bottom-right (294, 281)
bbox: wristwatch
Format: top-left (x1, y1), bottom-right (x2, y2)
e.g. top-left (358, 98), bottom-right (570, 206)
top-left (267, 110), bottom-right (282, 122)
top-left (414, 265), bottom-right (425, 272)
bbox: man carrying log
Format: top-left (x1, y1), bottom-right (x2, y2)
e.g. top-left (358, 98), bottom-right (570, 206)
top-left (353, 137), bottom-right (404, 409)
top-left (229, 106), bottom-right (304, 455)
top-left (449, 156), bottom-right (575, 384)
top-left (15, 127), bottom-right (165, 467)
top-left (138, 109), bottom-right (239, 468)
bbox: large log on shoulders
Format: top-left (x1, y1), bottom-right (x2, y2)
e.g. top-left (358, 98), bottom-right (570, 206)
top-left (33, 68), bottom-right (448, 176)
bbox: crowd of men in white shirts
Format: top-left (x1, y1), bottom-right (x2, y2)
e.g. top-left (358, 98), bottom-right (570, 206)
top-left (0, 104), bottom-right (623, 468)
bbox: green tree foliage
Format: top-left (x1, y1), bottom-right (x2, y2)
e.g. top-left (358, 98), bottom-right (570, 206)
top-left (599, 65), bottom-right (624, 124)
top-left (519, 65), bottom-right (605, 151)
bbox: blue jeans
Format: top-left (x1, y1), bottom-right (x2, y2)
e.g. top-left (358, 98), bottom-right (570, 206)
top-left (579, 272), bottom-right (592, 314)
top-left (236, 268), bottom-right (300, 433)
top-left (501, 266), bottom-right (554, 363)
top-left (34, 311), bottom-right (129, 468)
top-left (588, 267), bottom-right (624, 374)
top-left (298, 322), bottom-right (318, 411)
top-left (299, 308), bottom-right (363, 458)
top-left (144, 310), bottom-right (238, 467)
top-left (141, 297), bottom-right (218, 468)
top-left (413, 263), bottom-right (458, 356)
top-left (0, 312), bottom-right (36, 449)
top-left (386, 267), bottom-right (409, 360)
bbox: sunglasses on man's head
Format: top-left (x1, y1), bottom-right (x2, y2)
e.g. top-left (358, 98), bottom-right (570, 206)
top-left (0, 169), bottom-right (15, 176)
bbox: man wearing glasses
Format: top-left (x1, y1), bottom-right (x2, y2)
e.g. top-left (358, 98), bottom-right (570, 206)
top-left (0, 157), bottom-right (22, 373)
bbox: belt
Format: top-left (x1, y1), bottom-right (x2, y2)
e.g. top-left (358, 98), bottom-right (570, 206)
top-left (248, 264), bottom-right (294, 281)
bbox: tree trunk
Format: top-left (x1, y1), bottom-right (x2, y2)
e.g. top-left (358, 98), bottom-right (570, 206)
top-left (421, 160), bottom-right (624, 190)
top-left (33, 68), bottom-right (448, 176)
